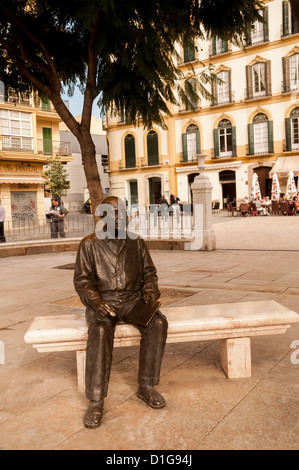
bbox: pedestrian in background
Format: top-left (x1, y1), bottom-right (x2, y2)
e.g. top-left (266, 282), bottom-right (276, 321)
top-left (48, 196), bottom-right (67, 238)
top-left (0, 202), bottom-right (6, 243)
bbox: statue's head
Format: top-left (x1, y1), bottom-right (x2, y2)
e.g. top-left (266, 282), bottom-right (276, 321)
top-left (96, 196), bottom-right (127, 239)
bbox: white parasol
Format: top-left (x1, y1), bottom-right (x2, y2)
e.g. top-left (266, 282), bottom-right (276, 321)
top-left (271, 172), bottom-right (281, 200)
top-left (251, 172), bottom-right (261, 200)
top-left (286, 170), bottom-right (297, 199)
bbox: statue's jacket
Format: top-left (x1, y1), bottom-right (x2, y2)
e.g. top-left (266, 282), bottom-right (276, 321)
top-left (73, 232), bottom-right (159, 320)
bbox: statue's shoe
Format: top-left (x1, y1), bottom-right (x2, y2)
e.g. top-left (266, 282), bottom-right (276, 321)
top-left (137, 385), bottom-right (166, 409)
top-left (83, 401), bottom-right (104, 429)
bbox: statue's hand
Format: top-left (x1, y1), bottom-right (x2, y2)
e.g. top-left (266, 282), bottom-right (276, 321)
top-left (142, 291), bottom-right (156, 304)
top-left (96, 302), bottom-right (117, 319)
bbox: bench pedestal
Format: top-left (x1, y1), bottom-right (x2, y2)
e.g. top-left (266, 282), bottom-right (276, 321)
top-left (220, 337), bottom-right (251, 379)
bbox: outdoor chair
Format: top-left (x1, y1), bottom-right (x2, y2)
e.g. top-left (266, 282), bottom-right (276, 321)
top-left (239, 203), bottom-right (249, 216)
top-left (212, 202), bottom-right (220, 213)
top-left (271, 200), bottom-right (280, 216)
top-left (279, 202), bottom-right (289, 216)
top-left (226, 203), bottom-right (238, 217)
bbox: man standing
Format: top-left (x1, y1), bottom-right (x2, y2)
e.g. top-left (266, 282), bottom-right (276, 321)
top-left (0, 202), bottom-right (6, 243)
top-left (74, 196), bottom-right (168, 429)
top-left (48, 196), bottom-right (67, 238)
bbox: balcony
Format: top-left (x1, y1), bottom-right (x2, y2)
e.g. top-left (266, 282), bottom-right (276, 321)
top-left (37, 139), bottom-right (72, 157)
top-left (245, 86), bottom-right (271, 101)
top-left (211, 91), bottom-right (235, 107)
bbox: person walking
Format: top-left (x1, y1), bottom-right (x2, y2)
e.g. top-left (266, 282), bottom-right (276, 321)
top-left (0, 202), bottom-right (6, 243)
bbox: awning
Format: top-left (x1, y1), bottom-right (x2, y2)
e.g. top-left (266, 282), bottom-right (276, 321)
top-left (269, 156), bottom-right (299, 177)
top-left (0, 176), bottom-right (45, 185)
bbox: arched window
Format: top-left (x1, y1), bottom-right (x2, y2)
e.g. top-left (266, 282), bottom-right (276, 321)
top-left (248, 113), bottom-right (273, 155)
top-left (213, 119), bottom-right (236, 158)
top-left (246, 60), bottom-right (271, 99)
top-left (147, 131), bottom-right (159, 166)
top-left (286, 107), bottom-right (299, 151)
top-left (182, 124), bottom-right (201, 162)
top-left (125, 134), bottom-right (136, 168)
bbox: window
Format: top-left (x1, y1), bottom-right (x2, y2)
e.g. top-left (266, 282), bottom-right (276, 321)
top-left (213, 119), bottom-right (237, 159)
top-left (147, 131), bottom-right (159, 166)
top-left (248, 9), bottom-right (269, 45)
top-left (285, 108), bottom-right (299, 151)
top-left (282, 0), bottom-right (299, 36)
top-left (182, 124), bottom-right (201, 162)
top-left (252, 63), bottom-right (266, 97)
top-left (248, 113), bottom-right (273, 155)
top-left (184, 78), bottom-right (198, 111)
top-left (183, 38), bottom-right (196, 63)
top-left (290, 54), bottom-right (299, 90)
top-left (211, 37), bottom-right (229, 56)
top-left (0, 109), bottom-right (33, 151)
top-left (246, 61), bottom-right (271, 99)
top-left (283, 53), bottom-right (299, 92)
top-left (0, 81), bottom-right (4, 103)
top-left (124, 134), bottom-right (136, 168)
top-left (216, 71), bottom-right (231, 105)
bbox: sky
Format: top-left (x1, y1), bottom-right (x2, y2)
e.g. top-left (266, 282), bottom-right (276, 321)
top-left (61, 86), bottom-right (102, 119)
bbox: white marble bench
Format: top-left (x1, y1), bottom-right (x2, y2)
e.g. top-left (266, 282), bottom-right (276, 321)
top-left (24, 300), bottom-right (299, 392)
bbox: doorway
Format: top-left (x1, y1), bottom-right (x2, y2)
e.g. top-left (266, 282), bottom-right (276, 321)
top-left (188, 173), bottom-right (200, 204)
top-left (219, 170), bottom-right (236, 207)
top-left (148, 177), bottom-right (162, 204)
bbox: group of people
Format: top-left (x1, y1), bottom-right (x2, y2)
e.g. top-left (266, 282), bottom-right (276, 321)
top-left (240, 193), bottom-right (299, 216)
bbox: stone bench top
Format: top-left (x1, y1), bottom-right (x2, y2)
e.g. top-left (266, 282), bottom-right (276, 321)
top-left (25, 300), bottom-right (299, 346)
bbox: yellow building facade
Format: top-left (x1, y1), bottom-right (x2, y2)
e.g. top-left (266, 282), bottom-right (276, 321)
top-left (106, 0), bottom-right (299, 209)
top-left (0, 89), bottom-right (72, 224)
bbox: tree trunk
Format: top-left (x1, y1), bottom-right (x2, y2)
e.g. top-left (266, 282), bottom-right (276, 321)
top-left (78, 129), bottom-right (103, 212)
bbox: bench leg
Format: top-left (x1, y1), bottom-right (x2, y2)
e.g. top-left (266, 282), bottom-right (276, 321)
top-left (76, 350), bottom-right (86, 393)
top-left (220, 338), bottom-right (251, 379)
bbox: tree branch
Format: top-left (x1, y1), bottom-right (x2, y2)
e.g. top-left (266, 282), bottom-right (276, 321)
top-left (81, 4), bottom-right (102, 129)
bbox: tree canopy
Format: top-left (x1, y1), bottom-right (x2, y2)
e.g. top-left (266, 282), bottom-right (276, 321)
top-left (0, 0), bottom-right (264, 206)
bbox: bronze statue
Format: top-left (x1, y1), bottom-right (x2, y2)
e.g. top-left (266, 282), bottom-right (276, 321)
top-left (74, 196), bottom-right (168, 429)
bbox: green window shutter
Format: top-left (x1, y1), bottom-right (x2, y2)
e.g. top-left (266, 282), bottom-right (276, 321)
top-left (196, 131), bottom-right (201, 155)
top-left (182, 133), bottom-right (188, 161)
top-left (232, 126), bottom-right (237, 157)
top-left (125, 135), bottom-right (136, 168)
top-left (285, 118), bottom-right (292, 151)
top-left (248, 123), bottom-right (254, 155)
top-left (263, 7), bottom-right (269, 42)
top-left (246, 23), bottom-right (252, 46)
top-left (147, 132), bottom-right (159, 166)
top-left (283, 1), bottom-right (290, 36)
top-left (184, 38), bottom-right (195, 63)
top-left (282, 56), bottom-right (290, 93)
top-left (43, 128), bottom-right (52, 155)
top-left (42, 98), bottom-right (51, 110)
top-left (212, 36), bottom-right (216, 55)
top-left (265, 61), bottom-right (272, 96)
top-left (246, 65), bottom-right (252, 99)
top-left (268, 121), bottom-right (274, 153)
top-left (222, 40), bottom-right (228, 53)
top-left (213, 129), bottom-right (220, 158)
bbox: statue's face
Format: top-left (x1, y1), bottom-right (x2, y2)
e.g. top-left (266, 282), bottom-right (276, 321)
top-left (101, 197), bottom-right (127, 237)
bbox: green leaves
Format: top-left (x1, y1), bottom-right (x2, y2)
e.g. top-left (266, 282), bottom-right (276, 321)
top-left (43, 156), bottom-right (69, 199)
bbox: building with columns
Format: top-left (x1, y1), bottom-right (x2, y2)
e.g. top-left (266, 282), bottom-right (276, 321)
top-left (105, 0), bottom-right (299, 210)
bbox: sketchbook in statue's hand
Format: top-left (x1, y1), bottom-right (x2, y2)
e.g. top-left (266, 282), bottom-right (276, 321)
top-left (125, 298), bottom-right (161, 327)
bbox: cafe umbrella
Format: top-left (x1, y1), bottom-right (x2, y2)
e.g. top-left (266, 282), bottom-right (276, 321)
top-left (286, 170), bottom-right (297, 199)
top-left (271, 172), bottom-right (281, 199)
top-left (251, 172), bottom-right (261, 200)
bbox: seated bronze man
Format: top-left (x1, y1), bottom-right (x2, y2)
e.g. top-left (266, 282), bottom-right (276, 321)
top-left (73, 196), bottom-right (168, 429)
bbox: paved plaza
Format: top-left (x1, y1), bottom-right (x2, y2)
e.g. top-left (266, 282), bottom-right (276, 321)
top-left (0, 214), bottom-right (299, 450)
